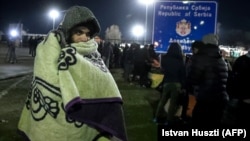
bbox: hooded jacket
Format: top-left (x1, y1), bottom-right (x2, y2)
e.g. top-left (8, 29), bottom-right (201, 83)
top-left (60, 5), bottom-right (101, 42)
top-left (18, 6), bottom-right (127, 141)
top-left (187, 43), bottom-right (229, 102)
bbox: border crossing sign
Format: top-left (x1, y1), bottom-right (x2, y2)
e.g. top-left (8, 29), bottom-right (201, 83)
top-left (153, 1), bottom-right (218, 53)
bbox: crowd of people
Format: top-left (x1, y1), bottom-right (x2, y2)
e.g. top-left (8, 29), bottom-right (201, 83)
top-left (15, 5), bottom-right (250, 141)
top-left (28, 36), bottom-right (44, 57)
top-left (97, 33), bottom-right (250, 129)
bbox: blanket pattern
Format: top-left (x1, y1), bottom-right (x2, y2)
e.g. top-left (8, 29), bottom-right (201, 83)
top-left (18, 32), bottom-right (127, 141)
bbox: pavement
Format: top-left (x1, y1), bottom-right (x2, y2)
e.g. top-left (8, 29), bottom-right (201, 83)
top-left (0, 42), bottom-right (34, 80)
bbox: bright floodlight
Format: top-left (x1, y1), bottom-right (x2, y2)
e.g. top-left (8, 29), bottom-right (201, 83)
top-left (138, 0), bottom-right (154, 5)
top-left (132, 25), bottom-right (144, 38)
top-left (49, 9), bottom-right (59, 30)
top-left (138, 0), bottom-right (155, 44)
top-left (49, 9), bottom-right (59, 19)
top-left (10, 29), bottom-right (18, 37)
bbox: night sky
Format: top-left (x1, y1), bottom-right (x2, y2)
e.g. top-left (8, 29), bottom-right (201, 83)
top-left (0, 0), bottom-right (249, 39)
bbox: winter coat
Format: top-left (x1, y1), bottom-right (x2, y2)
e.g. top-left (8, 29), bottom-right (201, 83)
top-left (187, 44), bottom-right (229, 102)
top-left (229, 54), bottom-right (250, 99)
top-left (161, 43), bottom-right (186, 89)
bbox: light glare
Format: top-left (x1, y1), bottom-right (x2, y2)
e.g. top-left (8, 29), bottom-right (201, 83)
top-left (139, 0), bottom-right (155, 5)
top-left (49, 9), bottom-right (59, 19)
top-left (10, 29), bottom-right (18, 37)
top-left (132, 25), bottom-right (144, 37)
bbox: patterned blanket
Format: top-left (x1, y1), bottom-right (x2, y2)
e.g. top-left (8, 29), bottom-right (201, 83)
top-left (18, 32), bottom-right (127, 141)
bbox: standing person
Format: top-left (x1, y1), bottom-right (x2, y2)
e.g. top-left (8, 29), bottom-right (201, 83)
top-left (154, 42), bottom-right (186, 126)
top-left (32, 36), bottom-right (44, 57)
top-left (28, 36), bottom-right (34, 55)
top-left (28, 36), bottom-right (37, 57)
top-left (121, 43), bottom-right (129, 71)
top-left (148, 44), bottom-right (159, 64)
top-left (18, 6), bottom-right (127, 141)
top-left (123, 43), bottom-right (136, 83)
top-left (226, 49), bottom-right (250, 127)
top-left (101, 41), bottom-right (113, 69)
top-left (187, 33), bottom-right (229, 128)
top-left (95, 35), bottom-right (104, 54)
top-left (7, 37), bottom-right (19, 63)
top-left (147, 44), bottom-right (160, 72)
top-left (181, 40), bottom-right (204, 121)
top-left (113, 43), bottom-right (122, 68)
top-left (220, 49), bottom-right (232, 72)
top-left (134, 44), bottom-right (151, 87)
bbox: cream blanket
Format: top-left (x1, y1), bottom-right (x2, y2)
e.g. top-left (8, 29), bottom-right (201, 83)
top-left (18, 32), bottom-right (127, 141)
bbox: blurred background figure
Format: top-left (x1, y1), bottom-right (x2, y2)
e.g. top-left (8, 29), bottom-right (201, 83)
top-left (5, 37), bottom-right (20, 64)
top-left (154, 42), bottom-right (186, 126)
top-left (187, 33), bottom-right (229, 128)
top-left (101, 41), bottom-right (113, 69)
top-left (225, 49), bottom-right (250, 127)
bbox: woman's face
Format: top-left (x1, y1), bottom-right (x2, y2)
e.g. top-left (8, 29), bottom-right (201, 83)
top-left (71, 26), bottom-right (91, 43)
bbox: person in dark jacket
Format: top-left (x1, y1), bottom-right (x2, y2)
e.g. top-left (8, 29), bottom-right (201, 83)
top-left (134, 44), bottom-right (152, 87)
top-left (7, 37), bottom-right (19, 63)
top-left (181, 40), bottom-right (204, 122)
top-left (227, 49), bottom-right (250, 127)
top-left (187, 33), bottom-right (229, 128)
top-left (154, 42), bottom-right (186, 126)
top-left (101, 41), bottom-right (113, 69)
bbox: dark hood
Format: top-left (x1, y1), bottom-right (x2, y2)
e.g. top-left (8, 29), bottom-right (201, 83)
top-left (59, 6), bottom-right (101, 40)
top-left (198, 44), bottom-right (221, 58)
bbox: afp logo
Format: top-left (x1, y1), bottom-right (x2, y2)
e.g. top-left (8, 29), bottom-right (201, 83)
top-left (176, 19), bottom-right (191, 37)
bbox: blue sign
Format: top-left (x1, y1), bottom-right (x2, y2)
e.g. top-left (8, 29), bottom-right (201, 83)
top-left (153, 1), bottom-right (218, 53)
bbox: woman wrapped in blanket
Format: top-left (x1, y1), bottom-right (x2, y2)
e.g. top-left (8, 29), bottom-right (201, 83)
top-left (18, 5), bottom-right (127, 141)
